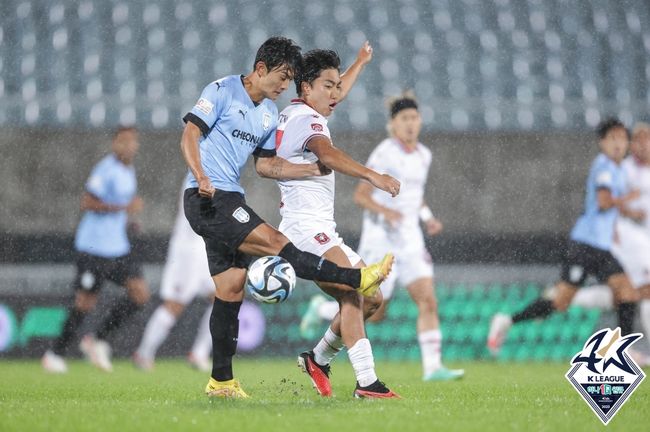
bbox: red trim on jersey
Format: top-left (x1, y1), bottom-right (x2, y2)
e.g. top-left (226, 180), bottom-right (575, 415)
top-left (275, 129), bottom-right (284, 149)
top-left (303, 133), bottom-right (329, 152)
top-left (394, 138), bottom-right (419, 154)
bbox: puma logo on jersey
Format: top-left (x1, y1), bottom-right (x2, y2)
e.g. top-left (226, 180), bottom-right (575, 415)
top-left (238, 109), bottom-right (247, 119)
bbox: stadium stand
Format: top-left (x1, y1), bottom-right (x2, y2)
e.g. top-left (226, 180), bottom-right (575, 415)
top-left (1, 0), bottom-right (649, 130)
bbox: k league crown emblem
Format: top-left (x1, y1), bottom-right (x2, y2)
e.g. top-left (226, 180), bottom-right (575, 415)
top-left (565, 327), bottom-right (645, 425)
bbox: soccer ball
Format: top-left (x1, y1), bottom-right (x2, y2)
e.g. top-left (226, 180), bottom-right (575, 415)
top-left (246, 256), bottom-right (296, 304)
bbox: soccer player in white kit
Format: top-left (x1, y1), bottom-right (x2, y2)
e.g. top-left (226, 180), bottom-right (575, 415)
top-left (354, 94), bottom-right (464, 381)
top-left (277, 44), bottom-right (402, 398)
top-left (133, 186), bottom-right (215, 371)
top-left (568, 122), bottom-right (650, 364)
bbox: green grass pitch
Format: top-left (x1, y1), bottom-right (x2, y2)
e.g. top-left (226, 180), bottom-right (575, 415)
top-left (0, 358), bottom-right (648, 431)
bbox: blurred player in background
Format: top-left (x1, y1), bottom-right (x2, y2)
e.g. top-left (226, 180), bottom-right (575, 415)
top-left (133, 184), bottom-right (214, 372)
top-left (355, 94), bottom-right (463, 381)
top-left (42, 127), bottom-right (150, 373)
top-left (488, 118), bottom-right (640, 355)
top-left (180, 36), bottom-right (393, 398)
top-left (276, 44), bottom-right (401, 398)
top-left (567, 122), bottom-right (650, 365)
top-left (300, 93), bottom-right (464, 381)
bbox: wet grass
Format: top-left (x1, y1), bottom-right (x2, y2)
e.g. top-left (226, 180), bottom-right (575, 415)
top-left (0, 358), bottom-right (648, 431)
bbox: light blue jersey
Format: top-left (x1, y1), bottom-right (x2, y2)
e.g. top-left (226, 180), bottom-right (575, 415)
top-left (570, 153), bottom-right (627, 250)
top-left (75, 154), bottom-right (137, 258)
top-left (183, 75), bottom-right (277, 194)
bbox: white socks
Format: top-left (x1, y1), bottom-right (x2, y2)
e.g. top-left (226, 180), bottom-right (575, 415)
top-left (348, 338), bottom-right (378, 387)
top-left (419, 329), bottom-right (442, 375)
top-left (136, 306), bottom-right (176, 360)
top-left (190, 305), bottom-right (213, 360)
top-left (319, 301), bottom-right (340, 321)
top-left (313, 327), bottom-right (344, 366)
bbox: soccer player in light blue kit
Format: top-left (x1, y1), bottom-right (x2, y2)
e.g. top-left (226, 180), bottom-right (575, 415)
top-left (42, 127), bottom-right (150, 373)
top-left (488, 118), bottom-right (640, 355)
top-left (180, 36), bottom-right (394, 398)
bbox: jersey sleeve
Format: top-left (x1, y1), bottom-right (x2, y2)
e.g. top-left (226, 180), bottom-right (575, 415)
top-left (594, 165), bottom-right (614, 190)
top-left (253, 109), bottom-right (278, 158)
top-left (298, 115), bottom-right (331, 152)
top-left (183, 81), bottom-right (231, 135)
top-left (85, 160), bottom-right (111, 201)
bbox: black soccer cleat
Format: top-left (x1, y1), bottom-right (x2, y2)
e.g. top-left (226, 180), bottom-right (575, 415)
top-left (353, 379), bottom-right (400, 399)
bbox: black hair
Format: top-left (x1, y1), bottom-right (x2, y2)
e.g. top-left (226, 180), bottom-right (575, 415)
top-left (389, 97), bottom-right (418, 118)
top-left (253, 36), bottom-right (302, 77)
top-left (295, 49), bottom-right (341, 95)
top-left (114, 126), bottom-right (137, 138)
top-left (596, 117), bottom-right (629, 140)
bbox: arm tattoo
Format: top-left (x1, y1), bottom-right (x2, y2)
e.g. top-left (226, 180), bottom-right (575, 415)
top-left (269, 157), bottom-right (283, 178)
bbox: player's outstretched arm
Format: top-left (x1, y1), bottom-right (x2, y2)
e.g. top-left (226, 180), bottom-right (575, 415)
top-left (180, 121), bottom-right (214, 197)
top-left (307, 136), bottom-right (400, 197)
top-left (338, 41), bottom-right (373, 102)
top-left (254, 156), bottom-right (324, 180)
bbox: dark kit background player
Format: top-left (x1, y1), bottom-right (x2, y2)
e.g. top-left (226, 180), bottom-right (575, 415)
top-left (42, 127), bottom-right (150, 373)
top-left (488, 118), bottom-right (640, 354)
top-left (180, 36), bottom-right (394, 398)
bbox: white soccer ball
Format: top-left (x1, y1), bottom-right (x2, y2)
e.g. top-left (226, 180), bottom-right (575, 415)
top-left (246, 256), bottom-right (296, 304)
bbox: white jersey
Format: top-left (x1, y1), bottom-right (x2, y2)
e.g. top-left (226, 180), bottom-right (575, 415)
top-left (622, 156), bottom-right (650, 232)
top-left (362, 138), bottom-right (432, 233)
top-left (276, 100), bottom-right (335, 222)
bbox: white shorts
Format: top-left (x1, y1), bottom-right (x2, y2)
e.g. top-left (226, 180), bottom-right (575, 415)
top-left (612, 217), bottom-right (650, 288)
top-left (159, 239), bottom-right (214, 305)
top-left (358, 223), bottom-right (434, 299)
top-left (279, 218), bottom-right (362, 266)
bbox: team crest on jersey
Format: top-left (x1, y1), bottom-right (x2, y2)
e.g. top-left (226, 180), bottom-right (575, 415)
top-left (311, 123), bottom-right (323, 132)
top-left (195, 98), bottom-right (214, 115)
top-left (232, 207), bottom-right (250, 223)
top-left (314, 232), bottom-right (330, 245)
top-left (565, 327), bottom-right (645, 425)
top-left (262, 113), bottom-right (272, 131)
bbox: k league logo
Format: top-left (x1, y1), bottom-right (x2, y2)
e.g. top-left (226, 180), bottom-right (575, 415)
top-left (566, 328), bottom-right (645, 425)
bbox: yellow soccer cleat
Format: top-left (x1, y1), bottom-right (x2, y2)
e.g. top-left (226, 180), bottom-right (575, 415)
top-left (358, 253), bottom-right (394, 297)
top-left (205, 378), bottom-right (250, 398)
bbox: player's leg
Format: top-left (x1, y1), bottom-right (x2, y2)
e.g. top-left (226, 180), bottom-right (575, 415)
top-left (606, 273), bottom-right (639, 336)
top-left (407, 277), bottom-right (463, 381)
top-left (134, 300), bottom-right (185, 370)
top-left (43, 254), bottom-right (103, 373)
top-left (86, 258), bottom-right (149, 372)
top-left (239, 222), bottom-right (392, 296)
top-left (487, 281), bottom-right (576, 356)
top-left (568, 284), bottom-right (614, 310)
top-left (299, 295), bottom-right (338, 339)
top-left (204, 266), bottom-right (250, 398)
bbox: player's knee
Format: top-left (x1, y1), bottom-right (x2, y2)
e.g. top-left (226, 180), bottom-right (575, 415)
top-left (418, 296), bottom-right (438, 315)
top-left (127, 279), bottom-right (150, 305)
top-left (552, 297), bottom-right (569, 312)
top-left (364, 292), bottom-right (383, 317)
top-left (75, 292), bottom-right (97, 312)
top-left (269, 231), bottom-right (290, 252)
top-left (163, 300), bottom-right (185, 317)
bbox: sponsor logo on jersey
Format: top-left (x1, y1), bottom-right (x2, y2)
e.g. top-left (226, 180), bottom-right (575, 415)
top-left (314, 232), bottom-right (330, 245)
top-left (569, 265), bottom-right (584, 284)
top-left (566, 327), bottom-right (645, 425)
top-left (232, 129), bottom-right (262, 145)
top-left (232, 207), bottom-right (250, 223)
top-left (263, 113), bottom-right (272, 131)
top-left (311, 123), bottom-right (323, 132)
top-left (195, 98), bottom-right (214, 115)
